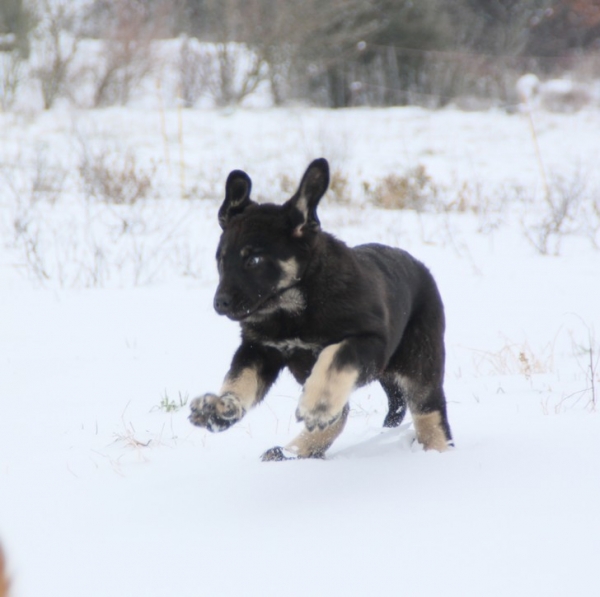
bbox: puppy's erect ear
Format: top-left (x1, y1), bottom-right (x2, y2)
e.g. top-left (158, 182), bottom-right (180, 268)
top-left (288, 158), bottom-right (329, 236)
top-left (218, 170), bottom-right (254, 229)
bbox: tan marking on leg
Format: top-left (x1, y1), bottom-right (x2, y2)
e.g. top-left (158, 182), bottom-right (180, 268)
top-left (297, 342), bottom-right (359, 428)
top-left (220, 368), bottom-right (260, 410)
top-left (413, 411), bottom-right (449, 452)
top-left (286, 406), bottom-right (349, 458)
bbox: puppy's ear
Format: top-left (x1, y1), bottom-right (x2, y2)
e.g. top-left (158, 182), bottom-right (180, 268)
top-left (287, 158), bottom-right (329, 236)
top-left (218, 170), bottom-right (254, 229)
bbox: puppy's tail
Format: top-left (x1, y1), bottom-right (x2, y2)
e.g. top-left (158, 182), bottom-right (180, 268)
top-left (0, 545), bottom-right (10, 597)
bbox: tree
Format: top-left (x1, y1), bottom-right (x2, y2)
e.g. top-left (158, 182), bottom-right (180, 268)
top-left (31, 0), bottom-right (80, 109)
top-left (0, 0), bottom-right (35, 57)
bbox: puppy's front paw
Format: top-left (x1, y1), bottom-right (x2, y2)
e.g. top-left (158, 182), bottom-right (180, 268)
top-left (295, 400), bottom-right (343, 432)
top-left (189, 392), bottom-right (245, 432)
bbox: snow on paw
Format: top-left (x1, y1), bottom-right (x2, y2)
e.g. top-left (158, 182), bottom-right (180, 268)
top-left (188, 392), bottom-right (245, 432)
top-left (295, 400), bottom-right (343, 432)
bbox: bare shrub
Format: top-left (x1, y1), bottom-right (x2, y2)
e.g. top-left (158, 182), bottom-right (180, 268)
top-left (0, 49), bottom-right (24, 110)
top-left (569, 322), bottom-right (599, 412)
top-left (0, 149), bottom-right (69, 283)
top-left (523, 172), bottom-right (589, 255)
top-left (367, 165), bottom-right (439, 211)
top-left (12, 212), bottom-right (49, 281)
top-left (30, 0), bottom-right (80, 109)
top-left (225, 0), bottom-right (298, 106)
top-left (177, 36), bottom-right (268, 108)
top-left (202, 42), bottom-right (267, 107)
top-left (31, 144), bottom-right (67, 203)
top-left (90, 1), bottom-right (156, 107)
top-left (78, 143), bottom-right (155, 205)
top-left (182, 0), bottom-right (270, 107)
top-left (0, 137), bottom-right (214, 288)
top-left (446, 180), bottom-right (514, 234)
top-left (4, 177), bottom-right (49, 282)
top-left (178, 35), bottom-right (205, 107)
top-left (1, 145), bottom-right (67, 205)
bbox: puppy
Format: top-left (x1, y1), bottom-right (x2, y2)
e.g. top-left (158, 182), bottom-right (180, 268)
top-left (189, 159), bottom-right (453, 460)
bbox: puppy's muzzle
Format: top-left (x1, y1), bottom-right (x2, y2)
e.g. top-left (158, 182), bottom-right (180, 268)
top-left (213, 290), bottom-right (233, 316)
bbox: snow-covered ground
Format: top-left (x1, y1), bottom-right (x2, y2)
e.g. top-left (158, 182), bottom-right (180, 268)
top-left (1, 103), bottom-right (599, 597)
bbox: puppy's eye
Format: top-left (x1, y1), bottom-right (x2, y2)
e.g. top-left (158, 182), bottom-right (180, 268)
top-left (245, 255), bottom-right (264, 269)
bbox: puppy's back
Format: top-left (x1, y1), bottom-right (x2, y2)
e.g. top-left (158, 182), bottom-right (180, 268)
top-left (353, 243), bottom-right (436, 298)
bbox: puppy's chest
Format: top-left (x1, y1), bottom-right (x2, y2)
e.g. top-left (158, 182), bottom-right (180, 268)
top-left (242, 308), bottom-right (324, 357)
top-left (260, 337), bottom-right (322, 356)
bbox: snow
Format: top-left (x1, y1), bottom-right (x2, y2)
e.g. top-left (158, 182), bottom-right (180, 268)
top-left (1, 100), bottom-right (600, 597)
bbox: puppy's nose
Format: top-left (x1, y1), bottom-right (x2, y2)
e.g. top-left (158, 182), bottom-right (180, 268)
top-left (213, 291), bottom-right (232, 315)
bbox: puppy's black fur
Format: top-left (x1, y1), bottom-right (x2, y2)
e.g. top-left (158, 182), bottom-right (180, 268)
top-left (189, 159), bottom-right (453, 459)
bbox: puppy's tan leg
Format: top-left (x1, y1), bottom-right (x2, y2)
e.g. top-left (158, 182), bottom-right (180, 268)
top-left (261, 405), bottom-right (349, 461)
top-left (296, 342), bottom-right (359, 431)
top-left (189, 367), bottom-right (262, 432)
top-left (393, 375), bottom-right (453, 452)
top-left (190, 342), bottom-right (284, 433)
top-left (219, 367), bottom-right (263, 411)
top-left (288, 404), bottom-right (349, 458)
top-left (413, 411), bottom-right (451, 452)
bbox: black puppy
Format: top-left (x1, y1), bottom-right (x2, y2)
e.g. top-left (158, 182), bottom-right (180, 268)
top-left (189, 159), bottom-right (453, 460)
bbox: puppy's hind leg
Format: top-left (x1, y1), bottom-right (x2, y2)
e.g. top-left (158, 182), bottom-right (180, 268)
top-left (379, 375), bottom-right (408, 428)
top-left (387, 296), bottom-right (453, 451)
top-left (410, 385), bottom-right (454, 452)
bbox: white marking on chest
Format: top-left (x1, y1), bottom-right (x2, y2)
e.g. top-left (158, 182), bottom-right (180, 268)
top-left (278, 287), bottom-right (305, 313)
top-left (261, 338), bottom-right (320, 354)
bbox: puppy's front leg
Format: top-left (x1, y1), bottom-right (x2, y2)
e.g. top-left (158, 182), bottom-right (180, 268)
top-left (189, 343), bottom-right (282, 433)
top-left (296, 337), bottom-right (385, 432)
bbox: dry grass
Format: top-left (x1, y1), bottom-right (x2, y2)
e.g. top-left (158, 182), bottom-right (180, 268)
top-left (278, 168), bottom-right (351, 204)
top-left (79, 146), bottom-right (155, 205)
top-left (278, 172), bottom-right (295, 195)
top-left (328, 169), bottom-right (352, 204)
top-left (471, 339), bottom-right (555, 380)
top-left (366, 165), bottom-right (439, 212)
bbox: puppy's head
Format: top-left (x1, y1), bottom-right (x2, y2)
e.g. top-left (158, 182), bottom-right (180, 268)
top-left (213, 159), bottom-right (329, 322)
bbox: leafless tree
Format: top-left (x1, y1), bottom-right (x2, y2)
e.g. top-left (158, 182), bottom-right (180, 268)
top-left (90, 0), bottom-right (163, 107)
top-left (31, 0), bottom-right (80, 109)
